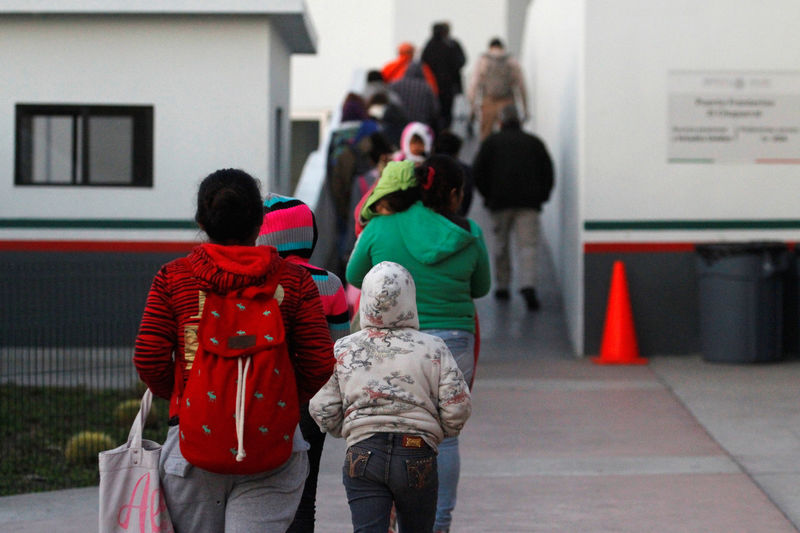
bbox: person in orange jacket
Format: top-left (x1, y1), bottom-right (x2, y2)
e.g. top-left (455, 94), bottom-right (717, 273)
top-left (381, 42), bottom-right (439, 96)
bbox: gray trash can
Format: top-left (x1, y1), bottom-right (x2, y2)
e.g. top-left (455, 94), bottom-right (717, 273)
top-left (696, 242), bottom-right (789, 363)
top-left (783, 248), bottom-right (800, 356)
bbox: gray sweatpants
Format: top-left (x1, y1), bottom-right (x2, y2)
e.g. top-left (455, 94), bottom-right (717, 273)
top-left (490, 207), bottom-right (541, 291)
top-left (159, 426), bottom-right (309, 533)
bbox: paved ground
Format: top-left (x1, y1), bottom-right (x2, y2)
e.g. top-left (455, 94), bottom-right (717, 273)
top-left (4, 123), bottom-right (800, 531)
top-left (4, 240), bottom-right (800, 532)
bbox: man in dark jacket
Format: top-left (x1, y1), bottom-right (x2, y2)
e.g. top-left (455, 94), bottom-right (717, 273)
top-left (422, 22), bottom-right (466, 130)
top-left (472, 104), bottom-right (554, 310)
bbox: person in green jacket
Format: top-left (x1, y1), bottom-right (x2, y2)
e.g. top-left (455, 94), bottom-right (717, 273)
top-left (346, 155), bottom-right (490, 533)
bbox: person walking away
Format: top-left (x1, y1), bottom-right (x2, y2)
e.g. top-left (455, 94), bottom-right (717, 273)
top-left (434, 130), bottom-right (474, 216)
top-left (392, 121), bottom-right (434, 166)
top-left (310, 261), bottom-right (472, 533)
top-left (422, 22), bottom-right (467, 130)
top-left (390, 61), bottom-right (441, 132)
top-left (257, 193), bottom-right (349, 532)
top-left (472, 104), bottom-right (554, 310)
top-left (349, 132), bottom-right (395, 240)
top-left (467, 37), bottom-right (529, 140)
top-left (134, 168), bottom-right (334, 532)
top-left (328, 111), bottom-right (381, 277)
top-left (346, 155), bottom-right (491, 533)
top-left (363, 70), bottom-right (400, 107)
top-left (366, 92), bottom-right (408, 148)
top-left (382, 42), bottom-right (439, 95)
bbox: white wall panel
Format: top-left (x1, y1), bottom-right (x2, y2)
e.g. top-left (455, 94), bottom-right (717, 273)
top-left (583, 0), bottom-right (800, 222)
top-left (0, 16), bottom-right (272, 221)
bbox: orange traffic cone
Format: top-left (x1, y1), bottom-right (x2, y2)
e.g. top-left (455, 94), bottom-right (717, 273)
top-left (592, 261), bottom-right (648, 365)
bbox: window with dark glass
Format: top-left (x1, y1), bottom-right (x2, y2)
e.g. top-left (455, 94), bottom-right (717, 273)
top-left (15, 104), bottom-right (153, 187)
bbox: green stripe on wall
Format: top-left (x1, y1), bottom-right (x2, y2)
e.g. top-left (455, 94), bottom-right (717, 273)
top-left (0, 219), bottom-right (196, 230)
top-left (585, 220), bottom-right (800, 231)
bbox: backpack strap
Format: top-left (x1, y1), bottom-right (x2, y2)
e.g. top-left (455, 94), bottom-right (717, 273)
top-left (234, 355), bottom-right (252, 462)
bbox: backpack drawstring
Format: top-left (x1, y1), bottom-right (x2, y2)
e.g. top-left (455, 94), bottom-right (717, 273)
top-left (234, 356), bottom-right (251, 462)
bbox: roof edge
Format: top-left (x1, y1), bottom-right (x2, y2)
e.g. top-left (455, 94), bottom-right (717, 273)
top-left (0, 0), bottom-right (317, 54)
top-left (0, 0), bottom-right (306, 15)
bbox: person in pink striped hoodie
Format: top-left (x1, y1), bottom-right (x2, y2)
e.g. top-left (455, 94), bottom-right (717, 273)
top-left (258, 193), bottom-right (349, 533)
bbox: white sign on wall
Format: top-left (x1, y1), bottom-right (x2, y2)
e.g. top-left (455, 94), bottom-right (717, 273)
top-left (668, 71), bottom-right (800, 164)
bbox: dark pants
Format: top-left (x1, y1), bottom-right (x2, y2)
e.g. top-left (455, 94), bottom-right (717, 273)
top-left (439, 92), bottom-right (455, 130)
top-left (342, 433), bottom-right (438, 533)
top-left (287, 405), bottom-right (326, 533)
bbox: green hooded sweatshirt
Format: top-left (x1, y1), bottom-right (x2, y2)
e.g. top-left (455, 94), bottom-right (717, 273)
top-left (346, 201), bottom-right (491, 332)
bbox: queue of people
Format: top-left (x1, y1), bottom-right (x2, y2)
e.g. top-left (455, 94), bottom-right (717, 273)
top-left (131, 22), bottom-right (549, 533)
top-left (133, 163), bottom-right (478, 533)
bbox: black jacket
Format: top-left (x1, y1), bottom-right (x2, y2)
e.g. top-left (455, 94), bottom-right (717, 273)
top-left (421, 37), bottom-right (466, 96)
top-left (472, 125), bottom-right (554, 210)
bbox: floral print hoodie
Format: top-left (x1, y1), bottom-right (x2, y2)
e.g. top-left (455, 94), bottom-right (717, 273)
top-left (309, 261), bottom-right (471, 450)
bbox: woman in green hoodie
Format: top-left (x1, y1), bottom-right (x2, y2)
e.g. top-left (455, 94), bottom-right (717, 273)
top-left (346, 155), bottom-right (491, 533)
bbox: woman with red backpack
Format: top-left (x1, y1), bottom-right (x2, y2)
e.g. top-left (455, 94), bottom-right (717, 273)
top-left (134, 168), bottom-right (334, 532)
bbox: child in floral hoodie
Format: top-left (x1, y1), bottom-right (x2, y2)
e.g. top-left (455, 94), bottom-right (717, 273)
top-left (310, 261), bottom-right (471, 532)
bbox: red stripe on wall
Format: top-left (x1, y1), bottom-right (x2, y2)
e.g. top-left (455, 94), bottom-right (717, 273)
top-left (0, 240), bottom-right (198, 253)
top-left (584, 242), bottom-right (697, 253)
top-left (755, 159), bottom-right (800, 164)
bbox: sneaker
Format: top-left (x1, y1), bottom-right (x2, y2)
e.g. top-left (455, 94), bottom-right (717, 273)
top-left (520, 287), bottom-right (540, 311)
top-left (494, 289), bottom-right (510, 300)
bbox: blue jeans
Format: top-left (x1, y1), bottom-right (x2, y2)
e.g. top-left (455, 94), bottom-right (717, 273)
top-left (423, 329), bottom-right (475, 532)
top-left (342, 433), bottom-right (438, 533)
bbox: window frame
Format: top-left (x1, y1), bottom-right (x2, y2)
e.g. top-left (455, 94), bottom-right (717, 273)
top-left (14, 103), bottom-right (154, 188)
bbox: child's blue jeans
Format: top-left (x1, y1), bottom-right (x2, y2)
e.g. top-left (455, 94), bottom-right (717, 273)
top-left (342, 432), bottom-right (438, 533)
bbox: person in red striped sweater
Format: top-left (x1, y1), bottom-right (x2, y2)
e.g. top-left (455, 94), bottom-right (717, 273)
top-left (257, 193), bottom-right (349, 533)
top-left (134, 168), bottom-right (334, 533)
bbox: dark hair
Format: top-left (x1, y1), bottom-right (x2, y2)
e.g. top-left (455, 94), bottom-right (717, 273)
top-left (417, 154), bottom-right (464, 215)
top-left (489, 37), bottom-right (504, 49)
top-left (434, 130), bottom-right (463, 156)
top-left (367, 132), bottom-right (394, 165)
top-left (341, 92), bottom-right (368, 121)
top-left (196, 168), bottom-right (263, 244)
top-left (366, 91), bottom-right (389, 107)
top-left (432, 22), bottom-right (449, 39)
top-left (370, 188), bottom-right (420, 215)
top-left (366, 70), bottom-right (384, 83)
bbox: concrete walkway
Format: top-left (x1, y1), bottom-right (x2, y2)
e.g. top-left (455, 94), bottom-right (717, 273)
top-left (4, 244), bottom-right (800, 532)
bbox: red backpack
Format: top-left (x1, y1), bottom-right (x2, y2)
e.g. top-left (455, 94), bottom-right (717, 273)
top-left (178, 266), bottom-right (300, 475)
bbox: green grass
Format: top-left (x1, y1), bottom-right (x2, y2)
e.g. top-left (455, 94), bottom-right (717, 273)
top-left (0, 384), bottom-right (169, 496)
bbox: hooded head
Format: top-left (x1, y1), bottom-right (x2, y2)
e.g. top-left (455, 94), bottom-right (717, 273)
top-left (360, 160), bottom-right (419, 222)
top-left (432, 22), bottom-right (450, 40)
top-left (341, 92), bottom-right (368, 122)
top-left (397, 42), bottom-right (415, 58)
top-left (359, 261), bottom-right (419, 329)
top-left (399, 122), bottom-right (434, 164)
top-left (256, 193), bottom-right (318, 260)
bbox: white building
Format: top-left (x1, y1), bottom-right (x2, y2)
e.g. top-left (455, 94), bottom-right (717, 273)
top-left (290, 0), bottom-right (533, 150)
top-left (527, 0), bottom-right (800, 355)
top-left (0, 1), bottom-right (315, 245)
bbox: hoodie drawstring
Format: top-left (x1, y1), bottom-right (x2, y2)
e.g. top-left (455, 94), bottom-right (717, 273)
top-left (234, 356), bottom-right (251, 462)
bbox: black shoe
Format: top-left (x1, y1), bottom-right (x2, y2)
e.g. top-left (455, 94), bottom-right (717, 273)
top-left (520, 287), bottom-right (540, 311)
top-left (494, 289), bottom-right (510, 300)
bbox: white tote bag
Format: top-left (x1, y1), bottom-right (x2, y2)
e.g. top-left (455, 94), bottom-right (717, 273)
top-left (98, 389), bottom-right (174, 533)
